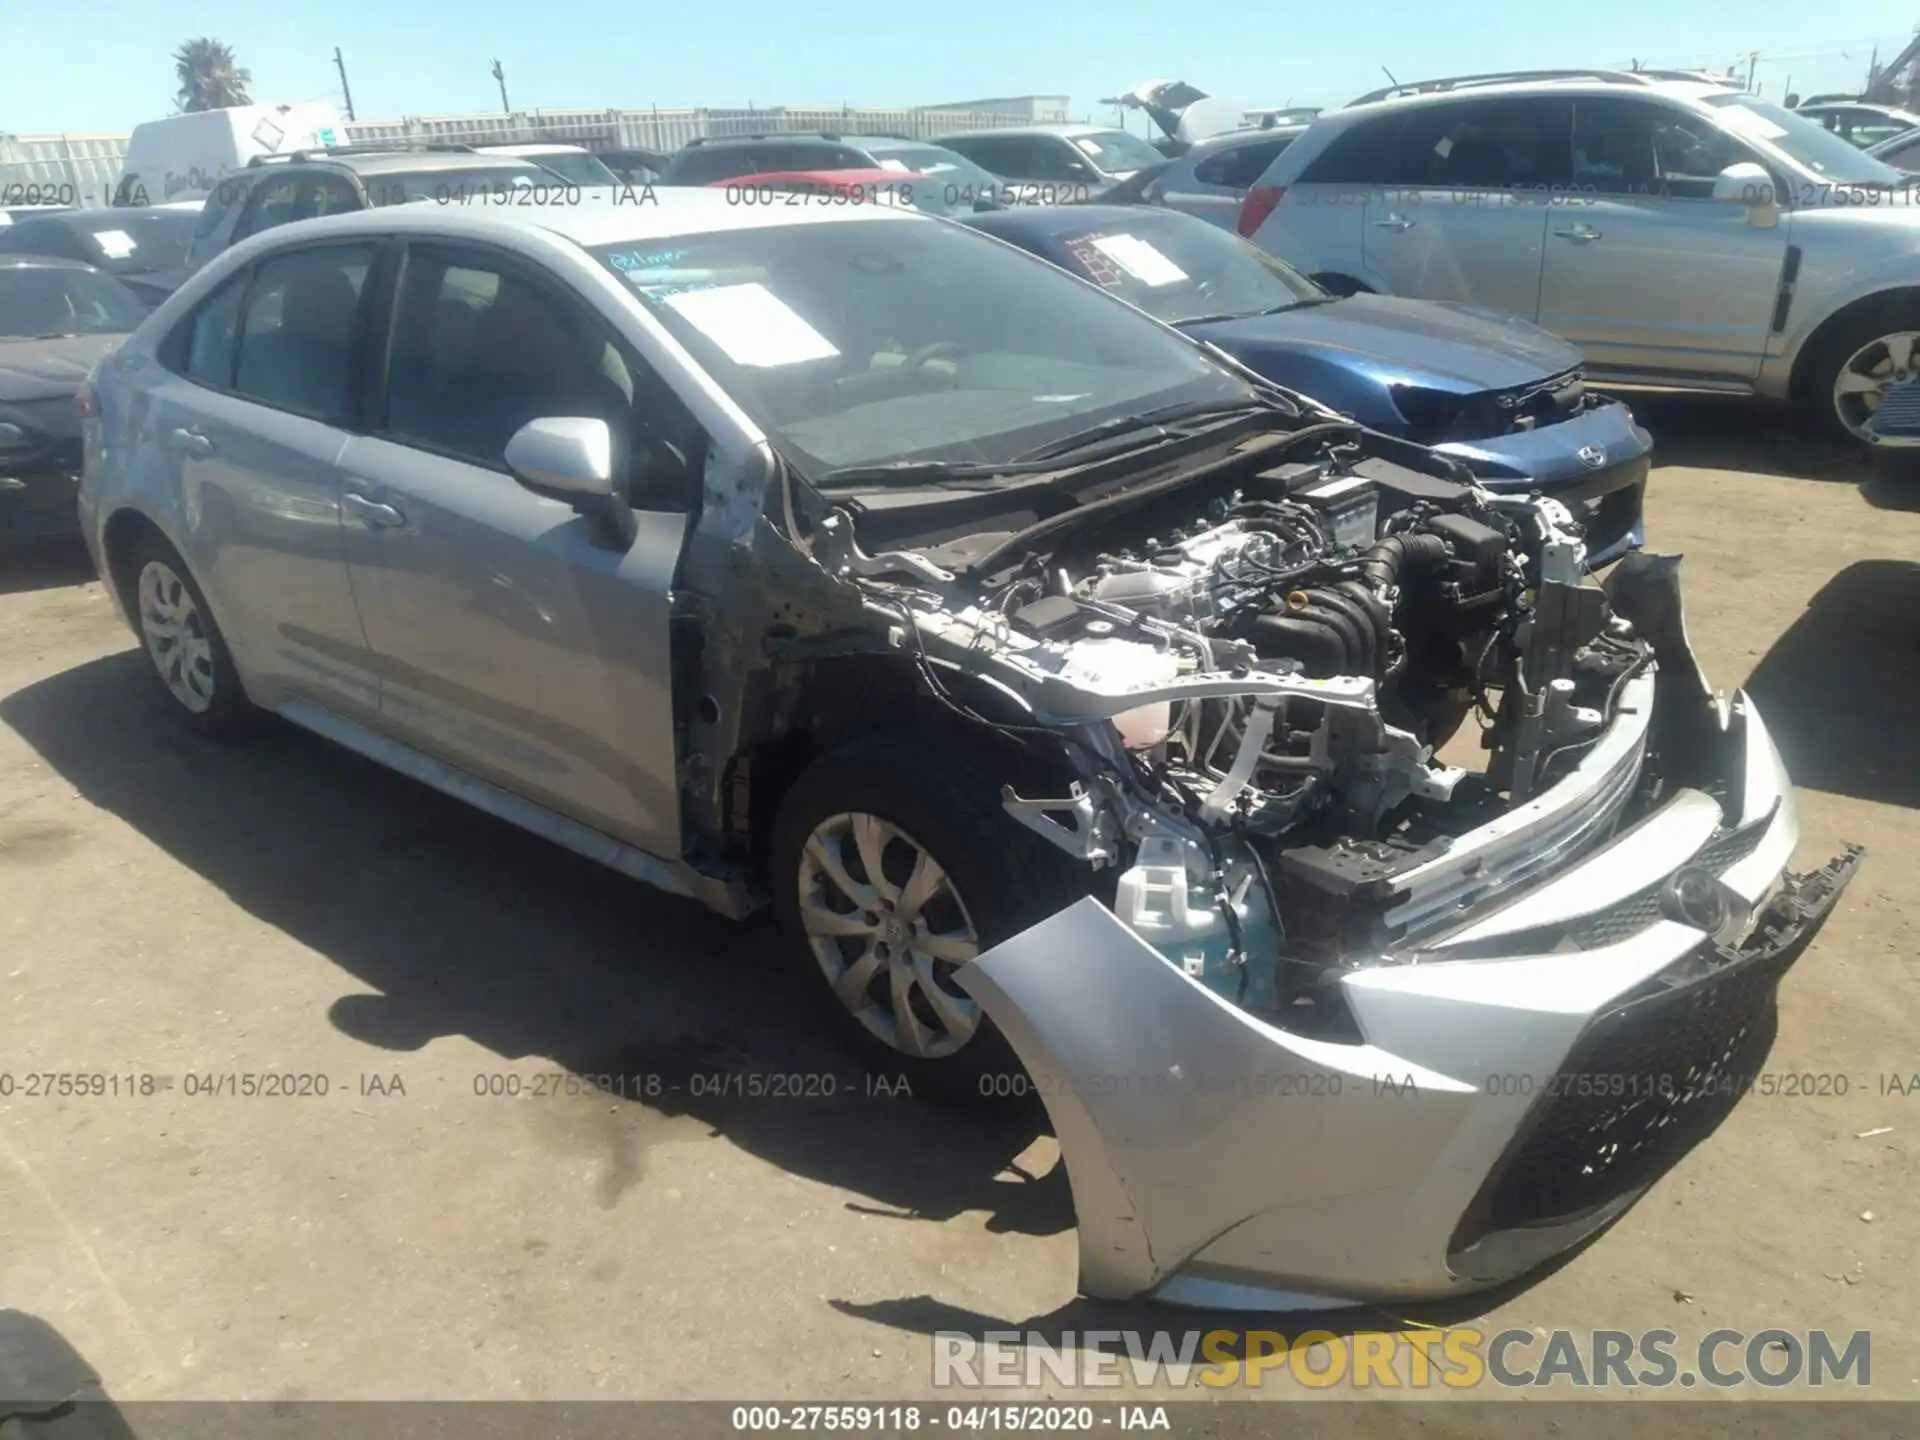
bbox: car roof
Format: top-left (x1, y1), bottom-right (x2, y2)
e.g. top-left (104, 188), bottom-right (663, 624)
top-left (1185, 125), bottom-right (1308, 152)
top-left (1338, 75), bottom-right (1727, 117)
top-left (478, 143), bottom-right (588, 156)
top-left (46, 206), bottom-right (193, 225)
top-left (714, 168), bottom-right (926, 187)
top-left (280, 151), bottom-right (548, 176)
top-left (218, 186), bottom-right (921, 252)
top-left (938, 124), bottom-right (1126, 140)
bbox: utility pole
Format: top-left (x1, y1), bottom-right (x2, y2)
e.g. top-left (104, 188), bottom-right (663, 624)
top-left (332, 47), bottom-right (356, 121)
top-left (491, 59), bottom-right (510, 114)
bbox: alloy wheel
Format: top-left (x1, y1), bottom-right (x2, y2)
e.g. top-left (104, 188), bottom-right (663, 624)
top-left (1833, 330), bottom-right (1920, 443)
top-left (796, 811), bottom-right (982, 1059)
top-left (137, 560), bottom-right (216, 714)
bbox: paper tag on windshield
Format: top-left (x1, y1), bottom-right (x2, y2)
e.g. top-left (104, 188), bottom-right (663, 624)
top-left (1089, 233), bottom-right (1188, 287)
top-left (661, 282), bottom-right (839, 367)
top-left (876, 158), bottom-right (911, 172)
top-left (1715, 104), bottom-right (1789, 141)
top-left (93, 229), bottom-right (137, 259)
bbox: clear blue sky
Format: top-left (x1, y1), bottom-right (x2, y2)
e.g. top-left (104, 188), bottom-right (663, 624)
top-left (5, 0), bottom-right (1916, 135)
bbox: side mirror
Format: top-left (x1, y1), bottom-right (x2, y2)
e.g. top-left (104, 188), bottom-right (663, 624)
top-left (505, 416), bottom-right (637, 548)
top-left (1711, 161), bottom-right (1779, 226)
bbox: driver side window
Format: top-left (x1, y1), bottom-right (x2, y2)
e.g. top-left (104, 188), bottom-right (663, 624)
top-left (1573, 99), bottom-right (1756, 200)
top-left (379, 244), bottom-right (701, 508)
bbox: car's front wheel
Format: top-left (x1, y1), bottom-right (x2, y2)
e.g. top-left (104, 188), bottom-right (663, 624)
top-left (768, 731), bottom-right (1088, 1102)
top-left (1811, 308), bottom-right (1920, 455)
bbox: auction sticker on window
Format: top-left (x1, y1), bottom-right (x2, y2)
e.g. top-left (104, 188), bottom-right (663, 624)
top-left (1089, 233), bottom-right (1188, 287)
top-left (92, 229), bottom-right (138, 259)
top-left (660, 282), bottom-right (839, 367)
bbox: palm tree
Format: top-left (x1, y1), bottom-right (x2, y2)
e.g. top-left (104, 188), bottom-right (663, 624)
top-left (173, 38), bottom-right (253, 112)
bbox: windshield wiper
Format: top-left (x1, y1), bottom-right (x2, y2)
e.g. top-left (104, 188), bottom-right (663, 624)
top-left (1011, 396), bottom-right (1286, 464)
top-left (812, 458), bottom-right (1027, 490)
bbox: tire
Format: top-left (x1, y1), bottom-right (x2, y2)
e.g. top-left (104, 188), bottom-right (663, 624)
top-left (1804, 302), bottom-right (1920, 452)
top-left (768, 729), bottom-right (1090, 1105)
top-left (123, 532), bottom-right (258, 740)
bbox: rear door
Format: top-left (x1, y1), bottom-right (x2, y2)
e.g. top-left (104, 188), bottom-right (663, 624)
top-left (141, 240), bottom-right (384, 719)
top-left (1356, 96), bottom-right (1568, 319)
top-left (1163, 135), bottom-right (1294, 227)
top-left (1535, 97), bottom-right (1787, 381)
top-left (335, 241), bottom-right (699, 855)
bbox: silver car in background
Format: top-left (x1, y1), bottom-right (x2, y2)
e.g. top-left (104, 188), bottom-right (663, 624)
top-left (1142, 126), bottom-right (1305, 227)
top-left (1241, 70), bottom-right (1920, 455)
top-left (78, 192), bottom-right (1858, 1310)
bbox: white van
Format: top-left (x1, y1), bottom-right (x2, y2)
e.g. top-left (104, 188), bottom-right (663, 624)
top-left (112, 104), bottom-right (345, 206)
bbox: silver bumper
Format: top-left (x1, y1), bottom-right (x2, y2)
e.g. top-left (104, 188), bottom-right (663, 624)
top-left (957, 691), bottom-right (1861, 1308)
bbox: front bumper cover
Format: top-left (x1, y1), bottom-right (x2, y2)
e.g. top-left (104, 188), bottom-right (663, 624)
top-left (957, 692), bottom-right (1860, 1310)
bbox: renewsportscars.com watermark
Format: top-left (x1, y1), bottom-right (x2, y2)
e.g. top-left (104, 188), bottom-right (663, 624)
top-left (934, 1328), bottom-right (1871, 1391)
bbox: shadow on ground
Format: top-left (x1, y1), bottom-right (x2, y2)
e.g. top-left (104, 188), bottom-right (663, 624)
top-left (1746, 559), bottom-right (1920, 809)
top-left (0, 539), bottom-right (94, 598)
top-left (0, 651), bottom-right (1070, 1242)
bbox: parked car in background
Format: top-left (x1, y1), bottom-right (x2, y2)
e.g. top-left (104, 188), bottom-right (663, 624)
top-left (181, 147), bottom-right (547, 277)
top-left (964, 203), bottom-right (1649, 560)
top-left (0, 258), bottom-right (147, 542)
top-left (709, 170), bottom-right (977, 217)
top-left (601, 148), bottom-right (671, 184)
top-left (658, 133), bottom-right (1000, 197)
top-left (1137, 125), bottom-right (1306, 227)
top-left (0, 207), bottom-right (197, 307)
top-left (1241, 70), bottom-right (1920, 456)
top-left (1867, 125), bottom-right (1920, 171)
top-left (76, 190), bottom-right (1857, 1310)
top-left (1, 205), bottom-right (77, 227)
top-left (475, 143), bottom-right (623, 187)
top-left (932, 124), bottom-right (1169, 202)
top-left (111, 103), bottom-right (345, 205)
top-left (1793, 100), bottom-right (1920, 150)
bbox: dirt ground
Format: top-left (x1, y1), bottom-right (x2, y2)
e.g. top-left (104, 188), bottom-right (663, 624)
top-left (0, 393), bottom-right (1915, 1411)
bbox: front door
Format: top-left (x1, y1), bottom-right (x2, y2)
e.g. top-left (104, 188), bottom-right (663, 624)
top-left (338, 242), bottom-right (696, 856)
top-left (1536, 97), bottom-right (1789, 381)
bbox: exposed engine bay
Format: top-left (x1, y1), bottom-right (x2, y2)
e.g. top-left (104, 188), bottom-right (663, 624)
top-left (805, 435), bottom-right (1697, 1023)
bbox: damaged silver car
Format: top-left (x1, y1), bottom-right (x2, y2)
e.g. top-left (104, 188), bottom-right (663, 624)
top-left (78, 193), bottom-right (1861, 1309)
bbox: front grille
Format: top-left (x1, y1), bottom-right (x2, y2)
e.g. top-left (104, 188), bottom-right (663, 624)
top-left (1569, 821), bottom-right (1767, 949)
top-left (1452, 939), bottom-right (1787, 1251)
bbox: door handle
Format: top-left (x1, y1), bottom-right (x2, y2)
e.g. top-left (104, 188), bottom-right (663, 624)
top-left (1370, 213), bottom-right (1415, 232)
top-left (1552, 224), bottom-right (1602, 243)
top-left (342, 491), bottom-right (406, 529)
top-left (168, 427), bottom-right (213, 457)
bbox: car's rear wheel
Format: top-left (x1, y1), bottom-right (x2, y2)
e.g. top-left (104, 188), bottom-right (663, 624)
top-left (768, 731), bottom-right (1088, 1103)
top-left (125, 534), bottom-right (256, 739)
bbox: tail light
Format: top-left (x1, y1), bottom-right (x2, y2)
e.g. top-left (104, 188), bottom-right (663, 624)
top-left (1237, 185), bottom-right (1284, 237)
top-left (75, 381), bottom-right (99, 420)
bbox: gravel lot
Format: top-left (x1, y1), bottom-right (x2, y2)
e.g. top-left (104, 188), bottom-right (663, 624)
top-left (0, 394), bottom-right (1915, 1410)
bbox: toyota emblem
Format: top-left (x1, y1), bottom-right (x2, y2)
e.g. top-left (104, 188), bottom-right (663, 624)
top-left (1577, 444), bottom-right (1607, 469)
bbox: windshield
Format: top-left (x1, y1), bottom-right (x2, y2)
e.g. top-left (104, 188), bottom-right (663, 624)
top-left (590, 218), bottom-right (1250, 477)
top-left (521, 151), bottom-right (623, 187)
top-left (0, 266), bottom-right (148, 337)
top-left (74, 212), bottom-right (193, 272)
top-left (858, 141), bottom-right (1004, 194)
top-left (364, 166), bottom-right (552, 205)
top-left (1067, 129), bottom-right (1168, 175)
top-left (1042, 214), bottom-right (1322, 325)
top-left (1702, 94), bottom-right (1906, 184)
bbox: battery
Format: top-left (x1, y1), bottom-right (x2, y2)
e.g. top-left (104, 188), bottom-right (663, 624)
top-left (1287, 472), bottom-right (1379, 551)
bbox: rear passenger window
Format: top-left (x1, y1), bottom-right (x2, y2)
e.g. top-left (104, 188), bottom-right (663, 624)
top-left (1389, 99), bottom-right (1573, 190)
top-left (230, 243), bottom-right (374, 421)
top-left (1298, 116), bottom-right (1406, 184)
top-left (182, 277), bottom-right (247, 388)
top-left (1193, 138), bottom-right (1290, 188)
top-left (304, 176), bottom-right (362, 219)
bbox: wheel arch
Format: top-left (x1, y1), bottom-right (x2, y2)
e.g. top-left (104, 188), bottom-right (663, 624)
top-left (1788, 285), bottom-right (1920, 402)
top-left (99, 507), bottom-right (173, 633)
top-left (1311, 272), bottom-right (1374, 297)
